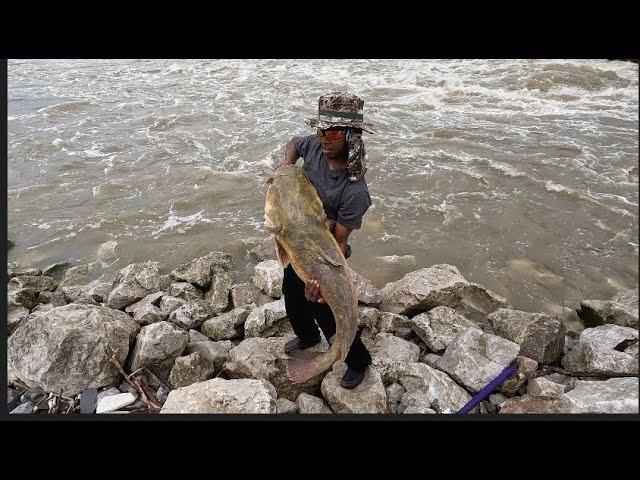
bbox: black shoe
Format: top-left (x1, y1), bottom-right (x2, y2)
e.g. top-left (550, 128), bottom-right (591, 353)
top-left (340, 366), bottom-right (367, 390)
top-left (284, 336), bottom-right (321, 354)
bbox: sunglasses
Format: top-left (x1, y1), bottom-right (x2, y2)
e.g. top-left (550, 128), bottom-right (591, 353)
top-left (317, 128), bottom-right (346, 141)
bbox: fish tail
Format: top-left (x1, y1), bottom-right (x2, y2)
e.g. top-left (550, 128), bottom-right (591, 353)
top-left (286, 345), bottom-right (341, 384)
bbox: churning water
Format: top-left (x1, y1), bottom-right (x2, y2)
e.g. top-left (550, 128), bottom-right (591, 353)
top-left (7, 59), bottom-right (639, 314)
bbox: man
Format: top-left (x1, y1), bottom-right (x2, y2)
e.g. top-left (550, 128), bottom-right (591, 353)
top-left (274, 92), bottom-right (374, 389)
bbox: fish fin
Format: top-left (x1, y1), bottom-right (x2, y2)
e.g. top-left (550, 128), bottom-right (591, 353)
top-left (286, 349), bottom-right (329, 384)
top-left (274, 237), bottom-right (290, 268)
top-left (308, 243), bottom-right (343, 267)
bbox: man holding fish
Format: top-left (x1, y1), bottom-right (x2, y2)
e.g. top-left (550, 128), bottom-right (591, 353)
top-left (268, 92), bottom-right (374, 389)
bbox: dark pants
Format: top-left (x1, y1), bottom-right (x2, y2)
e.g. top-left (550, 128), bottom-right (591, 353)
top-left (282, 264), bottom-right (372, 371)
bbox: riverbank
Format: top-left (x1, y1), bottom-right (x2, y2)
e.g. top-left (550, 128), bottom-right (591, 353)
top-left (7, 237), bottom-right (638, 415)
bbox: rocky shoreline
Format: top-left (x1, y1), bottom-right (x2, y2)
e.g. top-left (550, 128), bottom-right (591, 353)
top-left (7, 237), bottom-right (639, 415)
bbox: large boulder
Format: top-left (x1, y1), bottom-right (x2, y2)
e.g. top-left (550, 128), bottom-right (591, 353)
top-left (7, 304), bottom-right (139, 396)
top-left (499, 395), bottom-right (580, 414)
top-left (563, 378), bottom-right (639, 414)
top-left (380, 264), bottom-right (509, 316)
top-left (369, 333), bottom-right (420, 384)
top-left (230, 282), bottom-right (274, 309)
top-left (184, 335), bottom-right (232, 377)
top-left (348, 267), bottom-right (382, 306)
top-left (167, 300), bottom-right (212, 330)
top-left (160, 378), bottom-right (277, 414)
top-left (397, 362), bottom-right (473, 412)
top-left (577, 289), bottom-right (638, 328)
top-left (201, 305), bottom-right (254, 341)
top-left (408, 306), bottom-right (476, 353)
top-left (487, 308), bottom-right (565, 364)
top-left (204, 272), bottom-right (232, 314)
top-left (97, 241), bottom-right (119, 262)
top-left (61, 286), bottom-right (99, 305)
top-left (561, 324), bottom-right (638, 374)
top-left (296, 393), bottom-right (333, 414)
top-left (170, 251), bottom-right (232, 289)
top-left (107, 262), bottom-right (161, 310)
top-left (244, 299), bottom-right (292, 338)
top-left (252, 260), bottom-right (283, 298)
top-left (41, 261), bottom-right (70, 281)
top-left (128, 321), bottom-right (189, 380)
top-left (321, 362), bottom-right (388, 414)
top-left (223, 335), bottom-right (327, 401)
top-left (438, 327), bottom-right (520, 393)
top-left (125, 292), bottom-right (166, 325)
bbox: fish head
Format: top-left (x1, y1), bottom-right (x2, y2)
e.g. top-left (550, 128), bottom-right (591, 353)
top-left (264, 165), bottom-right (326, 233)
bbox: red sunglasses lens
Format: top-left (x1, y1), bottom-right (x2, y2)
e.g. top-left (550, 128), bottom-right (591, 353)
top-left (319, 129), bottom-right (344, 140)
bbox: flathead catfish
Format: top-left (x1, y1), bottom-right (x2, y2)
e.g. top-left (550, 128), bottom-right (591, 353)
top-left (264, 165), bottom-right (358, 384)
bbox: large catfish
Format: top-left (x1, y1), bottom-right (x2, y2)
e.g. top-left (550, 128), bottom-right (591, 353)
top-left (264, 165), bottom-right (358, 384)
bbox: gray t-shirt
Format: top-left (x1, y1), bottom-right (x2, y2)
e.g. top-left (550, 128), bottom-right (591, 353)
top-left (295, 134), bottom-right (372, 231)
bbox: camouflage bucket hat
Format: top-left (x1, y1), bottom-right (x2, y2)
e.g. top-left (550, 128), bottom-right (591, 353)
top-left (306, 92), bottom-right (375, 134)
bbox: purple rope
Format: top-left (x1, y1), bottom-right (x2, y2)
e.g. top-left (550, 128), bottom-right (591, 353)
top-left (457, 361), bottom-right (519, 414)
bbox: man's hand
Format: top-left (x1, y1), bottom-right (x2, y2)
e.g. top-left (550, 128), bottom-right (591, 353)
top-left (305, 279), bottom-right (325, 303)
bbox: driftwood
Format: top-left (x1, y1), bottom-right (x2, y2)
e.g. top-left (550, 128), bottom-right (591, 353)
top-left (527, 365), bottom-right (639, 380)
top-left (108, 346), bottom-right (162, 412)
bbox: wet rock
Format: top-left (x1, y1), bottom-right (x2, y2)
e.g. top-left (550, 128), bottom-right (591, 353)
top-left (129, 321), bottom-right (189, 381)
top-left (499, 395), bottom-right (580, 414)
top-left (578, 291), bottom-right (638, 328)
top-left (380, 264), bottom-right (508, 316)
top-left (438, 327), bottom-right (520, 393)
top-left (563, 377), bottom-right (639, 413)
top-left (561, 324), bottom-right (638, 374)
top-left (230, 282), bottom-right (274, 309)
top-left (349, 267), bottom-right (382, 306)
top-left (170, 251), bottom-right (232, 289)
top-left (41, 261), bottom-right (70, 281)
top-left (321, 362), bottom-right (388, 414)
top-left (125, 292), bottom-right (166, 325)
top-left (201, 305), bottom-right (253, 341)
top-left (97, 241), bottom-right (119, 262)
top-left (168, 300), bottom-right (211, 330)
top-left (408, 306), bottom-right (476, 353)
top-left (244, 299), bottom-right (292, 338)
top-left (297, 393), bottom-right (333, 414)
top-left (386, 383), bottom-right (406, 413)
top-left (8, 303), bottom-right (30, 335)
top-left (107, 262), bottom-right (161, 310)
top-left (59, 261), bottom-right (102, 287)
top-left (204, 272), bottom-right (232, 313)
top-left (527, 377), bottom-right (565, 398)
top-left (8, 303), bottom-right (139, 396)
top-left (10, 402), bottom-right (35, 414)
top-left (8, 264), bottom-right (41, 278)
top-left (399, 391), bottom-right (437, 414)
top-left (487, 308), bottom-right (565, 364)
top-left (358, 306), bottom-right (381, 338)
top-left (96, 392), bottom-right (137, 413)
top-left (253, 260), bottom-right (283, 298)
top-left (370, 333), bottom-right (420, 384)
top-left (9, 275), bottom-right (58, 292)
top-left (248, 236), bottom-right (278, 262)
top-left (398, 362), bottom-right (473, 412)
top-left (223, 335), bottom-right (328, 401)
top-left (159, 295), bottom-right (186, 316)
top-left (169, 352), bottom-right (211, 388)
top-left (160, 378), bottom-right (277, 414)
top-left (499, 356), bottom-right (538, 396)
top-left (276, 397), bottom-right (298, 414)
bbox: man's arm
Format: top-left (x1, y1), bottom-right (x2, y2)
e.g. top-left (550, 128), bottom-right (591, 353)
top-left (275, 136), bottom-right (303, 170)
top-left (333, 221), bottom-right (352, 257)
